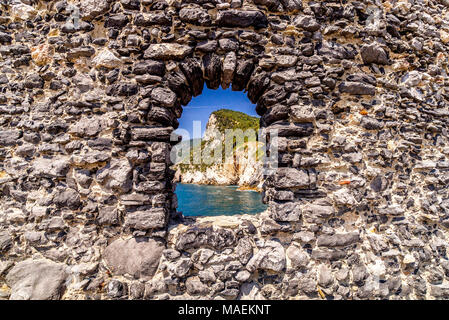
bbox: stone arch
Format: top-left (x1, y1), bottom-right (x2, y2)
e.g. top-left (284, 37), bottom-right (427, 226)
top-left (162, 54), bottom-right (273, 217)
top-left (123, 23), bottom-right (312, 238)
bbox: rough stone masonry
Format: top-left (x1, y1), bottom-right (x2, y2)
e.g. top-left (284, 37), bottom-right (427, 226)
top-left (1, 0), bottom-right (449, 300)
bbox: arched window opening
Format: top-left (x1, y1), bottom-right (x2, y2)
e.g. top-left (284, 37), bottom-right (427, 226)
top-left (171, 85), bottom-right (268, 217)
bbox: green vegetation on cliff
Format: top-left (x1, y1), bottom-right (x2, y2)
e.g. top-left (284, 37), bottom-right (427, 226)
top-left (211, 109), bottom-right (260, 133)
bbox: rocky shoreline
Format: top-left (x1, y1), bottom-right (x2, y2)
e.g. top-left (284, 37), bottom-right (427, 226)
top-left (1, 0), bottom-right (449, 300)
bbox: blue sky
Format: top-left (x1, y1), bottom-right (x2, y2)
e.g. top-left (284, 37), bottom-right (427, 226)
top-left (175, 84), bottom-right (258, 140)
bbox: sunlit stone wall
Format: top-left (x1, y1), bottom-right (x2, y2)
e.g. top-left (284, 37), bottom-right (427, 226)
top-left (1, 0), bottom-right (449, 300)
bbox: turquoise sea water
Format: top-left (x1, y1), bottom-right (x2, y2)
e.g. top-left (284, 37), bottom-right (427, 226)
top-left (175, 183), bottom-right (267, 217)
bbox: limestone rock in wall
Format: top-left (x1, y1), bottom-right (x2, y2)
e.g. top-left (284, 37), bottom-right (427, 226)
top-left (217, 10), bottom-right (268, 29)
top-left (103, 237), bottom-right (164, 279)
top-left (0, 0), bottom-right (448, 301)
top-left (96, 158), bottom-right (132, 193)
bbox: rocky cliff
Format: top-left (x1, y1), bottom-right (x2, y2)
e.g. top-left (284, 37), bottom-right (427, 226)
top-left (1, 0), bottom-right (449, 301)
top-left (174, 109), bottom-right (264, 189)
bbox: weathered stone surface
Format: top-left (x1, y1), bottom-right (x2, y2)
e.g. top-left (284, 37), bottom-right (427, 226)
top-left (222, 52), bottom-right (236, 90)
top-left (293, 231), bottom-right (315, 243)
top-left (311, 249), bottom-right (347, 261)
top-left (124, 208), bottom-right (166, 230)
top-left (235, 270), bottom-right (251, 282)
top-left (107, 279), bottom-right (127, 298)
top-left (203, 54), bottom-right (221, 90)
top-left (318, 265), bottom-right (334, 288)
top-left (286, 245), bottom-right (309, 268)
top-left (0, 130), bottom-right (22, 146)
top-left (186, 276), bottom-right (209, 295)
top-left (271, 168), bottom-right (311, 189)
top-left (219, 38), bottom-right (239, 51)
top-left (69, 117), bottom-right (102, 137)
top-left (0, 230), bottom-right (12, 253)
top-left (303, 203), bottom-right (335, 223)
top-left (332, 188), bottom-right (356, 206)
top-left (360, 43), bottom-right (389, 65)
top-left (167, 71), bottom-right (192, 105)
top-left (360, 117), bottom-right (384, 130)
top-left (232, 60), bottom-right (254, 91)
top-left (144, 44), bottom-right (193, 60)
top-left (294, 15), bottom-right (320, 31)
top-left (31, 157), bottom-right (70, 178)
top-left (133, 60), bottom-right (165, 76)
top-left (270, 202), bottom-right (301, 222)
top-left (31, 43), bottom-right (54, 66)
top-left (180, 58), bottom-right (204, 97)
top-left (0, 32), bottom-right (12, 44)
top-left (339, 81), bottom-right (376, 95)
top-left (175, 226), bottom-right (236, 251)
top-left (197, 40), bottom-right (217, 53)
top-left (254, 0), bottom-right (281, 10)
top-left (53, 187), bottom-right (81, 209)
top-left (235, 237), bottom-right (253, 265)
top-left (92, 49), bottom-right (122, 69)
top-left (267, 122), bottom-right (314, 137)
top-left (97, 205), bottom-right (119, 225)
top-left (317, 232), bottom-right (360, 248)
top-left (103, 237), bottom-right (164, 279)
top-left (134, 12), bottom-right (171, 26)
top-left (0, 0), bottom-right (448, 301)
top-left (151, 87), bottom-right (177, 107)
top-left (217, 10), bottom-right (268, 29)
top-left (247, 240), bottom-right (286, 272)
top-left (167, 258), bottom-right (192, 278)
top-left (131, 127), bottom-right (173, 141)
top-left (66, 47), bottom-right (95, 61)
top-left (96, 158), bottom-right (132, 193)
top-left (431, 284), bottom-right (449, 299)
top-left (105, 14), bottom-right (129, 28)
top-left (291, 104), bottom-right (315, 122)
top-left (10, 3), bottom-right (37, 21)
top-left (6, 259), bottom-right (67, 300)
top-left (237, 282), bottom-right (264, 300)
top-left (377, 205), bottom-right (405, 216)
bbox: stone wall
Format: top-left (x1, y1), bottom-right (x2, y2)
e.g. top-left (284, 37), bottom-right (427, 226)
top-left (1, 0), bottom-right (449, 300)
